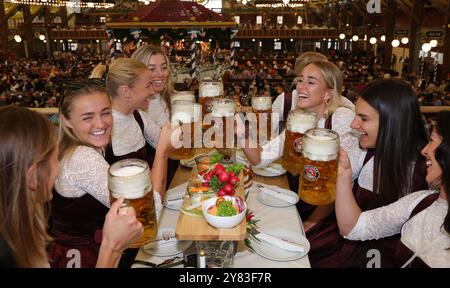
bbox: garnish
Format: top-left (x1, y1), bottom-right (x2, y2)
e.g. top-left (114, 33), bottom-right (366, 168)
top-left (244, 210), bottom-right (261, 253)
top-left (216, 200), bottom-right (237, 217)
top-left (226, 163), bottom-right (245, 174)
top-left (210, 152), bottom-right (223, 164)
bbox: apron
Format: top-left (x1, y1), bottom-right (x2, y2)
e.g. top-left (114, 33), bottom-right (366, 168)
top-left (48, 192), bottom-right (109, 268)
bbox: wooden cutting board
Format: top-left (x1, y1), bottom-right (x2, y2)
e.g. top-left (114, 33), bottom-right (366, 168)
top-left (175, 167), bottom-right (247, 241)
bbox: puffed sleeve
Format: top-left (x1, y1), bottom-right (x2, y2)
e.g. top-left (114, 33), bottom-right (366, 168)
top-left (139, 110), bottom-right (161, 149)
top-left (345, 190), bottom-right (435, 241)
top-left (63, 146), bottom-right (111, 207)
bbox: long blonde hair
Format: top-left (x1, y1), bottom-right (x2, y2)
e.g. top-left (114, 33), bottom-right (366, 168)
top-left (105, 58), bottom-right (149, 100)
top-left (0, 107), bottom-right (55, 267)
top-left (131, 45), bottom-right (173, 113)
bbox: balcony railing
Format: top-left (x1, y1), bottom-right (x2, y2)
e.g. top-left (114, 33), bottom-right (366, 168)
top-left (236, 28), bottom-right (339, 39)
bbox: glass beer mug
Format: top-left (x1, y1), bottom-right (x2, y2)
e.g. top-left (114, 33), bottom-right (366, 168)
top-left (169, 101), bottom-right (202, 160)
top-left (282, 110), bottom-right (317, 174)
top-left (108, 159), bottom-right (157, 247)
top-left (251, 95), bottom-right (272, 142)
top-left (299, 128), bottom-right (340, 205)
top-left (211, 98), bottom-right (236, 164)
top-left (199, 79), bottom-right (223, 117)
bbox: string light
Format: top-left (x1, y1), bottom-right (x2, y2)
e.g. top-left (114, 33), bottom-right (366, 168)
top-left (10, 0), bottom-right (115, 9)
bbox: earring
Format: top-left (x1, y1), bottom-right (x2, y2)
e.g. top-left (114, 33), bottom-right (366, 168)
top-left (324, 98), bottom-right (330, 119)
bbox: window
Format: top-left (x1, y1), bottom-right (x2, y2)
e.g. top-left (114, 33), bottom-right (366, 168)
top-left (277, 16), bottom-right (283, 25)
top-left (274, 41), bottom-right (281, 50)
top-left (256, 16), bottom-right (262, 25)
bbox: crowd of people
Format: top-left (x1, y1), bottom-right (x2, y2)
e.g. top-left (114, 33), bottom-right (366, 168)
top-left (0, 45), bottom-right (449, 268)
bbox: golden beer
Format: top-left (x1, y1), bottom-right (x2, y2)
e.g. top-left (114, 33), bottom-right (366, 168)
top-left (199, 80), bottom-right (223, 117)
top-left (282, 110), bottom-right (317, 174)
top-left (169, 101), bottom-right (201, 160)
top-left (108, 159), bottom-right (156, 248)
top-left (299, 128), bottom-right (340, 205)
top-left (251, 95), bottom-right (272, 142)
top-left (211, 98), bottom-right (235, 149)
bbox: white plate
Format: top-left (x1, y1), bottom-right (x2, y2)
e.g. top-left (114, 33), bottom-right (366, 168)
top-left (143, 228), bottom-right (192, 257)
top-left (257, 187), bottom-right (299, 207)
top-left (249, 228), bottom-right (310, 262)
top-left (163, 182), bottom-right (188, 211)
top-left (252, 163), bottom-right (286, 177)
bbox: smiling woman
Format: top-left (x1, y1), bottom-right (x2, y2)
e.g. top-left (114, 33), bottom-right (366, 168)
top-left (335, 111), bottom-right (450, 268)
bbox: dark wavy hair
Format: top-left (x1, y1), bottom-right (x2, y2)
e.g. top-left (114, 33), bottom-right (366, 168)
top-left (361, 79), bottom-right (428, 204)
top-left (434, 111), bottom-right (450, 234)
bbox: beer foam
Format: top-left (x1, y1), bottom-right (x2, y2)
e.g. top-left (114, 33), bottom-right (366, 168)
top-left (287, 113), bottom-right (317, 134)
top-left (200, 83), bottom-right (222, 97)
top-left (109, 162), bottom-right (152, 199)
top-left (111, 166), bottom-right (145, 177)
top-left (252, 97), bottom-right (272, 110)
top-left (171, 91), bottom-right (195, 103)
top-left (211, 100), bottom-right (235, 117)
top-left (302, 129), bottom-right (339, 161)
top-left (171, 103), bottom-right (201, 124)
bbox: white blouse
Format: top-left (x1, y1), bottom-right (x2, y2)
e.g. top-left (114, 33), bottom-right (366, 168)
top-left (346, 190), bottom-right (450, 268)
top-left (256, 106), bottom-right (366, 181)
top-left (144, 93), bottom-right (170, 147)
top-left (112, 109), bottom-right (160, 152)
top-left (55, 145), bottom-right (162, 216)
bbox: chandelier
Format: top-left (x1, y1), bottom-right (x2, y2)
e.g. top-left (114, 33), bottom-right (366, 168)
top-left (9, 0), bottom-right (115, 9)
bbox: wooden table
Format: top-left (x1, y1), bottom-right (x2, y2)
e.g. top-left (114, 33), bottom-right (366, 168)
top-left (174, 167), bottom-right (247, 241)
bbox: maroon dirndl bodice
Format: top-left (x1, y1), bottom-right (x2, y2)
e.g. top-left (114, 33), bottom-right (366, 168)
top-left (306, 150), bottom-right (428, 268)
top-left (48, 192), bottom-right (109, 268)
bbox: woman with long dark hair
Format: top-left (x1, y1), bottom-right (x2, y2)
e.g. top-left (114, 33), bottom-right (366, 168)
top-left (336, 111), bottom-right (450, 267)
top-left (306, 79), bottom-right (429, 267)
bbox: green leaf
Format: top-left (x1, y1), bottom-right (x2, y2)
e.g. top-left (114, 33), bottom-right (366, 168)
top-left (217, 200), bottom-right (237, 216)
top-left (210, 152), bottom-right (223, 164)
top-left (225, 163), bottom-right (245, 174)
top-left (209, 175), bottom-right (223, 192)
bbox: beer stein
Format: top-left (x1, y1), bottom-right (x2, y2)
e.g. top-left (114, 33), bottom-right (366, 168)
top-left (251, 95), bottom-right (272, 142)
top-left (199, 79), bottom-right (223, 116)
top-left (108, 158), bottom-right (157, 247)
top-left (169, 101), bottom-right (202, 160)
top-left (211, 98), bottom-right (236, 150)
top-left (299, 128), bottom-right (340, 205)
top-left (282, 110), bottom-right (317, 174)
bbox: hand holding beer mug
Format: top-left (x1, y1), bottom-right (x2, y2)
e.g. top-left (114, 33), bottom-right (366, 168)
top-left (169, 101), bottom-right (202, 160)
top-left (282, 110), bottom-right (317, 174)
top-left (299, 128), bottom-right (339, 205)
top-left (108, 159), bottom-right (157, 248)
